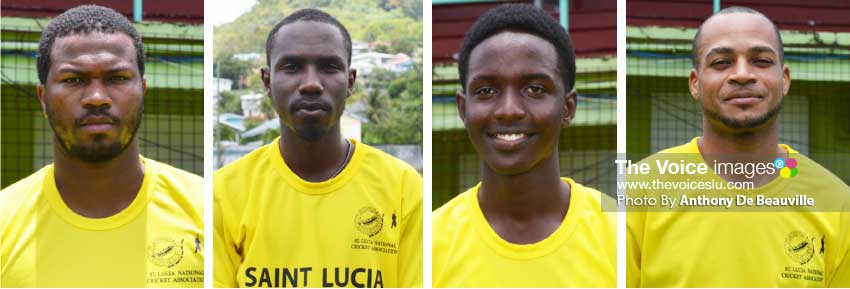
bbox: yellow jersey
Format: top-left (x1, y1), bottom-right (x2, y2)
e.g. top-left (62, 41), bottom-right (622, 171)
top-left (0, 157), bottom-right (204, 288)
top-left (213, 138), bottom-right (423, 288)
top-left (432, 178), bottom-right (616, 287)
top-left (627, 137), bottom-right (850, 287)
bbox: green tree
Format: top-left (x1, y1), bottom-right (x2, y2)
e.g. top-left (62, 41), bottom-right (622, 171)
top-left (362, 63), bottom-right (422, 144)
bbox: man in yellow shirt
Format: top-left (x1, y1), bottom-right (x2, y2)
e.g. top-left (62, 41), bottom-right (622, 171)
top-left (0, 5), bottom-right (204, 287)
top-left (626, 7), bottom-right (850, 287)
top-left (432, 4), bottom-right (616, 287)
top-left (213, 9), bottom-right (423, 288)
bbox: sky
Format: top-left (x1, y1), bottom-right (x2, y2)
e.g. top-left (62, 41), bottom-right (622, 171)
top-left (207, 0), bottom-right (257, 26)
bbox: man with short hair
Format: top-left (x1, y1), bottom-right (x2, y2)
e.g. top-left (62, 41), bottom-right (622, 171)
top-left (431, 4), bottom-right (616, 287)
top-left (0, 5), bottom-right (204, 287)
top-left (626, 6), bottom-right (850, 287)
top-left (213, 8), bottom-right (423, 288)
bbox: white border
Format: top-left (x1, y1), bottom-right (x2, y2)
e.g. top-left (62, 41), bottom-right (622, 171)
top-left (616, 0), bottom-right (627, 287)
top-left (422, 0), bottom-right (434, 287)
top-left (203, 5), bottom-right (215, 287)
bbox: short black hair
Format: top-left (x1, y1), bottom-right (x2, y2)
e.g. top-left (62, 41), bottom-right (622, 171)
top-left (692, 6), bottom-right (784, 69)
top-left (37, 5), bottom-right (145, 85)
top-left (265, 8), bottom-right (352, 67)
top-left (457, 3), bottom-right (576, 93)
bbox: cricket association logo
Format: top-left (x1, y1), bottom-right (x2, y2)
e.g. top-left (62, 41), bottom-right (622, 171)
top-left (148, 238), bottom-right (184, 268)
top-left (785, 231), bottom-right (814, 265)
top-left (355, 206), bottom-right (383, 237)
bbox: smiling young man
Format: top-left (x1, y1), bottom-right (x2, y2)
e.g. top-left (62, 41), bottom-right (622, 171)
top-left (0, 5), bottom-right (203, 287)
top-left (213, 9), bottom-right (422, 288)
top-left (431, 4), bottom-right (616, 288)
top-left (626, 7), bottom-right (850, 287)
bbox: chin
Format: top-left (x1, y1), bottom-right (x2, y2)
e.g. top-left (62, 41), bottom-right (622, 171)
top-left (69, 141), bottom-right (126, 163)
top-left (483, 158), bottom-right (536, 176)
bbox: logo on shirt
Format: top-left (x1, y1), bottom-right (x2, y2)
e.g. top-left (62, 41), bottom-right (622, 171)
top-left (355, 206), bottom-right (384, 237)
top-left (785, 230), bottom-right (814, 265)
top-left (774, 157), bottom-right (799, 178)
top-left (780, 230), bottom-right (825, 283)
top-left (148, 238), bottom-right (184, 268)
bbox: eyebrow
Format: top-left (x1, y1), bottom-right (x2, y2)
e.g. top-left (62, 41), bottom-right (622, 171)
top-left (705, 47), bottom-right (734, 58)
top-left (748, 46), bottom-right (777, 55)
top-left (706, 46), bottom-right (777, 58)
top-left (468, 75), bottom-right (497, 84)
top-left (54, 66), bottom-right (136, 75)
top-left (276, 55), bottom-right (346, 65)
top-left (521, 72), bottom-right (555, 82)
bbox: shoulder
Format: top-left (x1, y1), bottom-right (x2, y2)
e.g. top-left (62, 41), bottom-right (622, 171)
top-left (148, 158), bottom-right (203, 190)
top-left (145, 158), bottom-right (204, 212)
top-left (566, 178), bottom-right (617, 230)
top-left (0, 166), bottom-right (51, 228)
top-left (433, 187), bottom-right (476, 238)
top-left (353, 142), bottom-right (423, 198)
top-left (356, 142), bottom-right (421, 178)
top-left (214, 141), bottom-right (275, 182)
top-left (794, 154), bottom-right (850, 193)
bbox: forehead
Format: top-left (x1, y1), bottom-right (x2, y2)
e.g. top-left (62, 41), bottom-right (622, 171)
top-left (269, 21), bottom-right (346, 61)
top-left (50, 32), bottom-right (138, 67)
top-left (468, 31), bottom-right (560, 78)
top-left (697, 13), bottom-right (780, 55)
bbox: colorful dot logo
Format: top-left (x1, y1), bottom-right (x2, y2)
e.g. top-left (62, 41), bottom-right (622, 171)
top-left (775, 157), bottom-right (798, 178)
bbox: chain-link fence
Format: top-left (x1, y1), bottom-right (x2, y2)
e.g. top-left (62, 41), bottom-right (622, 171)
top-left (1, 17), bottom-right (203, 188)
top-left (626, 26), bottom-right (850, 184)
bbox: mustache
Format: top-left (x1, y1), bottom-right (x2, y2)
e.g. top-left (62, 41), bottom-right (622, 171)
top-left (74, 108), bottom-right (121, 127)
top-left (291, 100), bottom-right (331, 112)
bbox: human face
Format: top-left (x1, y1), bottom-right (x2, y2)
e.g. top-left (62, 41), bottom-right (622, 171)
top-left (689, 13), bottom-right (790, 131)
top-left (458, 31), bottom-right (576, 176)
top-left (262, 21), bottom-right (356, 142)
top-left (37, 32), bottom-right (145, 163)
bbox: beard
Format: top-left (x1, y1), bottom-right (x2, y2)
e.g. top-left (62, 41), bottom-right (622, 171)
top-left (295, 116), bottom-right (326, 142)
top-left (704, 99), bottom-right (783, 130)
top-left (47, 104), bottom-right (143, 163)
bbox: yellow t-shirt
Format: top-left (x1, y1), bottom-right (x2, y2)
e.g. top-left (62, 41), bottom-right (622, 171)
top-left (627, 137), bottom-right (850, 287)
top-left (213, 138), bottom-right (423, 288)
top-left (432, 178), bottom-right (616, 287)
top-left (0, 157), bottom-right (204, 288)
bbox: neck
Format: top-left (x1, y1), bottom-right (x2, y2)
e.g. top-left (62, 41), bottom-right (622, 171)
top-left (478, 150), bottom-right (570, 244)
top-left (52, 138), bottom-right (144, 218)
top-left (279, 125), bottom-right (350, 182)
top-left (700, 118), bottom-right (787, 185)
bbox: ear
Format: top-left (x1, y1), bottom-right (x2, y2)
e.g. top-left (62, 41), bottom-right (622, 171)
top-left (456, 90), bottom-right (467, 124)
top-left (347, 68), bottom-right (357, 98)
top-left (261, 67), bottom-right (272, 98)
top-left (142, 77), bottom-right (147, 95)
top-left (689, 68), bottom-right (700, 101)
top-left (561, 89), bottom-right (577, 127)
top-left (782, 64), bottom-right (791, 96)
top-left (37, 84), bottom-right (48, 118)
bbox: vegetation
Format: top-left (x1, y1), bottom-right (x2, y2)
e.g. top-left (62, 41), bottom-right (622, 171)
top-left (214, 0), bottom-right (423, 145)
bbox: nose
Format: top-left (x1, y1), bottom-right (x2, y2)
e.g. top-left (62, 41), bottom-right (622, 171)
top-left (493, 88), bottom-right (526, 121)
top-left (81, 80), bottom-right (112, 109)
top-left (728, 57), bottom-right (756, 86)
top-left (298, 66), bottom-right (323, 97)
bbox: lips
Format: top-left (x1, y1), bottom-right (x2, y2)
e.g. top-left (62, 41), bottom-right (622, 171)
top-left (77, 115), bottom-right (117, 133)
top-left (493, 133), bottom-right (527, 141)
top-left (724, 92), bottom-right (763, 105)
top-left (293, 101), bottom-right (329, 111)
top-left (486, 131), bottom-right (533, 151)
top-left (292, 101), bottom-right (330, 116)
